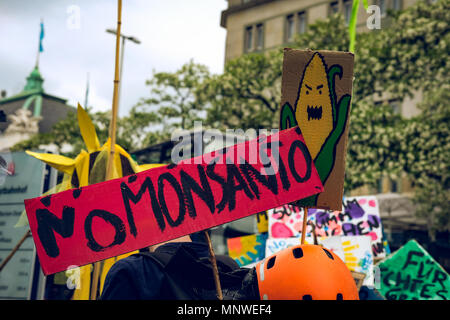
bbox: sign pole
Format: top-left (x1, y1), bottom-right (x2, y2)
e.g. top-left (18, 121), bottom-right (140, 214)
top-left (204, 231), bottom-right (223, 300)
top-left (301, 208), bottom-right (308, 245)
top-left (90, 0), bottom-right (122, 300)
top-left (0, 230), bottom-right (31, 273)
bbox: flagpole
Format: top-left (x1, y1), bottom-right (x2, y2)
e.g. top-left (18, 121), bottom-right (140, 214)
top-left (84, 72), bottom-right (90, 109)
top-left (35, 18), bottom-right (44, 68)
top-left (90, 0), bottom-right (122, 300)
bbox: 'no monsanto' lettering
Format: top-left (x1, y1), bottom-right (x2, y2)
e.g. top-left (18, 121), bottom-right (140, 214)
top-left (25, 126), bottom-right (323, 275)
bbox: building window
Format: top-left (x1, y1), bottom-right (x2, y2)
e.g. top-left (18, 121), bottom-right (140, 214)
top-left (285, 14), bottom-right (295, 42)
top-left (244, 26), bottom-right (253, 53)
top-left (329, 1), bottom-right (339, 15)
top-left (393, 0), bottom-right (403, 10)
top-left (390, 179), bottom-right (399, 193)
top-left (255, 23), bottom-right (264, 51)
top-left (343, 0), bottom-right (353, 25)
top-left (388, 99), bottom-right (401, 114)
top-left (244, 22), bottom-right (264, 53)
top-left (377, 177), bottom-right (383, 194)
top-left (379, 0), bottom-right (387, 17)
top-left (297, 11), bottom-right (307, 34)
top-left (285, 11), bottom-right (308, 43)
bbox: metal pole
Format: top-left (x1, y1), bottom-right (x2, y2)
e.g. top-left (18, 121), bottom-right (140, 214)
top-left (105, 30), bottom-right (140, 116)
top-left (90, 0), bottom-right (122, 301)
top-left (118, 36), bottom-right (125, 110)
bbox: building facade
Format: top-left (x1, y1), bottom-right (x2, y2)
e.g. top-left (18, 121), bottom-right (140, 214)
top-left (221, 0), bottom-right (419, 62)
top-left (0, 67), bottom-right (74, 151)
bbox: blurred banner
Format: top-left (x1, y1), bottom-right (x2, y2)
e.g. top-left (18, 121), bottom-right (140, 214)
top-left (0, 152), bottom-right (45, 299)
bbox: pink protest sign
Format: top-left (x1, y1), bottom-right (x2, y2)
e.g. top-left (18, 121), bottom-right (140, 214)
top-left (24, 127), bottom-right (323, 275)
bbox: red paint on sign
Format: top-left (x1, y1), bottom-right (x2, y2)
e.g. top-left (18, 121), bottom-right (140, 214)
top-left (24, 127), bottom-right (323, 275)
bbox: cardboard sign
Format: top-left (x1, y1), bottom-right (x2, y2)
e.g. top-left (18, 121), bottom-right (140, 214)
top-left (268, 203), bottom-right (312, 238)
top-left (268, 196), bottom-right (387, 258)
top-left (24, 126), bottom-right (323, 275)
top-left (280, 49), bottom-right (354, 210)
top-left (227, 233), bottom-right (267, 267)
top-left (265, 237), bottom-right (315, 257)
top-left (255, 211), bottom-right (269, 234)
top-left (310, 196), bottom-right (386, 258)
top-left (378, 240), bottom-right (450, 300)
top-left (321, 236), bottom-right (374, 286)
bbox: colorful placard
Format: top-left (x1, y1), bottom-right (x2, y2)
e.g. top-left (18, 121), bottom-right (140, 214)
top-left (268, 203), bottom-right (311, 238)
top-left (227, 233), bottom-right (267, 267)
top-left (24, 126), bottom-right (323, 275)
top-left (378, 240), bottom-right (450, 300)
top-left (265, 237), bottom-right (315, 257)
top-left (311, 196), bottom-right (386, 258)
top-left (255, 211), bottom-right (268, 234)
top-left (280, 49), bottom-right (354, 211)
top-left (322, 236), bottom-right (374, 286)
top-left (268, 196), bottom-right (387, 258)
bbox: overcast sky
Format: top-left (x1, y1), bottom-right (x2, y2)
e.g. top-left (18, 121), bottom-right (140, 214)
top-left (1, 0), bottom-right (228, 117)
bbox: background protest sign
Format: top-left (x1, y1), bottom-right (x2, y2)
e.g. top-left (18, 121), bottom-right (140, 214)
top-left (267, 196), bottom-right (387, 259)
top-left (280, 49), bottom-right (354, 211)
top-left (256, 211), bottom-right (269, 233)
top-left (227, 233), bottom-right (267, 267)
top-left (268, 203), bottom-right (311, 238)
top-left (24, 126), bottom-right (323, 275)
top-left (265, 237), bottom-right (315, 257)
top-left (310, 196), bottom-right (386, 259)
top-left (378, 240), bottom-right (450, 300)
top-left (321, 236), bottom-right (374, 286)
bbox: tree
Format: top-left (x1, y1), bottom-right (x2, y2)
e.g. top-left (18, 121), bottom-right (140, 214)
top-left (200, 49), bottom-right (283, 131)
top-left (11, 107), bottom-right (159, 157)
top-left (135, 60), bottom-right (211, 133)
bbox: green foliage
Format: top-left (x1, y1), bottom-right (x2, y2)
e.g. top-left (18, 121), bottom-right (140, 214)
top-left (11, 107), bottom-right (159, 157)
top-left (345, 99), bottom-right (405, 191)
top-left (199, 49), bottom-right (283, 131)
top-left (400, 86), bottom-right (450, 235)
top-left (136, 59), bottom-right (211, 132)
top-left (370, 0), bottom-right (450, 97)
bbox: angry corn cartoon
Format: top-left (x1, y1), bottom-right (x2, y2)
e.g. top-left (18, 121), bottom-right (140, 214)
top-left (280, 51), bottom-right (352, 208)
top-left (295, 53), bottom-right (334, 159)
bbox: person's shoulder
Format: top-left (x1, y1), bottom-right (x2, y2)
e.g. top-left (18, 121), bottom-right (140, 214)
top-left (107, 252), bottom-right (158, 274)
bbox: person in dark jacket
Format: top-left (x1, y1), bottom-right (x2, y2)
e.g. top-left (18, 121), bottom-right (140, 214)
top-left (100, 233), bottom-right (259, 300)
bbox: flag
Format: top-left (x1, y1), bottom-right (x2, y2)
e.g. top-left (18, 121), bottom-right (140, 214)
top-left (39, 21), bottom-right (44, 52)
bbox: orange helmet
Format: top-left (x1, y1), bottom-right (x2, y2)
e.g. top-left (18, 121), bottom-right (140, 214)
top-left (255, 244), bottom-right (359, 300)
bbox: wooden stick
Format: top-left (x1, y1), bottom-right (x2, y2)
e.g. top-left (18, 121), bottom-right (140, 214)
top-left (204, 231), bottom-right (223, 300)
top-left (90, 0), bottom-right (122, 300)
top-left (301, 207), bottom-right (308, 245)
top-left (105, 0), bottom-right (122, 182)
top-left (308, 220), bottom-right (318, 245)
top-left (0, 229), bottom-right (31, 273)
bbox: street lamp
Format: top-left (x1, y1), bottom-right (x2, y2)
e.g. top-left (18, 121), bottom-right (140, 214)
top-left (106, 28), bottom-right (141, 111)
